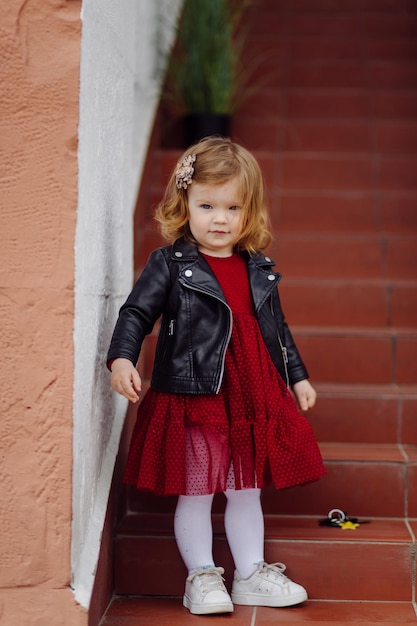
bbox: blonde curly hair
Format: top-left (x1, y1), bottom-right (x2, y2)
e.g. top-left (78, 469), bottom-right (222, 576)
top-left (154, 136), bottom-right (272, 253)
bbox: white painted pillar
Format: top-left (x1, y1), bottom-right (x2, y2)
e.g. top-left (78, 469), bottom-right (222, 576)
top-left (72, 0), bottom-right (182, 608)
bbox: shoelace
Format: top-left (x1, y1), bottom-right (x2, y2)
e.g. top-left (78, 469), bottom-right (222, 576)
top-left (187, 567), bottom-right (226, 595)
top-left (257, 561), bottom-right (290, 584)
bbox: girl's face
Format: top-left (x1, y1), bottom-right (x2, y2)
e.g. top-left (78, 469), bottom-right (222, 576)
top-left (187, 178), bottom-right (244, 257)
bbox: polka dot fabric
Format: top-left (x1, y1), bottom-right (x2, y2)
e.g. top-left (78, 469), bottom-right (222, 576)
top-left (123, 253), bottom-right (326, 496)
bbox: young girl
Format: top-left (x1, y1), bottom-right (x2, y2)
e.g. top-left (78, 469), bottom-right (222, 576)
top-left (107, 136), bottom-right (326, 615)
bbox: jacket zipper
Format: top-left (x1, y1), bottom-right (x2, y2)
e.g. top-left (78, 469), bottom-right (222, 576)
top-left (168, 319), bottom-right (175, 335)
top-left (270, 297), bottom-right (290, 388)
top-left (182, 282), bottom-right (233, 394)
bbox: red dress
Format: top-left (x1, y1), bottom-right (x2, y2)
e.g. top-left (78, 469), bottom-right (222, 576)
top-left (124, 252), bottom-right (326, 496)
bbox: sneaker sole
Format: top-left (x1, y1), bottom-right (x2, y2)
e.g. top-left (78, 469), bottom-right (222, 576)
top-left (183, 595), bottom-right (234, 614)
top-left (231, 589), bottom-right (307, 607)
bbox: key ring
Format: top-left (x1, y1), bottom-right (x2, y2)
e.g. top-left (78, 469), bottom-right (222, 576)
top-left (328, 509), bottom-right (346, 522)
top-left (319, 508), bottom-right (368, 529)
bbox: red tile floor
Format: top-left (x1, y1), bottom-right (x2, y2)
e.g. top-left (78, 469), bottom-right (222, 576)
top-left (102, 597), bottom-right (417, 625)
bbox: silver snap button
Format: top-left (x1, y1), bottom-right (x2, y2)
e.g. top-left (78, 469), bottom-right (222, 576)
top-left (267, 274), bottom-right (275, 281)
top-left (264, 256), bottom-right (271, 262)
top-left (184, 269), bottom-right (193, 277)
top-left (175, 251), bottom-right (183, 257)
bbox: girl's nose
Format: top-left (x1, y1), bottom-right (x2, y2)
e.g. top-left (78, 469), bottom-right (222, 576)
top-left (213, 209), bottom-right (228, 223)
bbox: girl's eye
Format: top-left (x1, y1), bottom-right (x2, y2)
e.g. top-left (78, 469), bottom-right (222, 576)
top-left (229, 206), bottom-right (240, 211)
top-left (201, 204), bottom-right (212, 210)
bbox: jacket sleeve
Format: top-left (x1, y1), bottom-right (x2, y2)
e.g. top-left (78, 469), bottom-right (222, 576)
top-left (274, 288), bottom-right (309, 385)
top-left (106, 248), bottom-right (171, 368)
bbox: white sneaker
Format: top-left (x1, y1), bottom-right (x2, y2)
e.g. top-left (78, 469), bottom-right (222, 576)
top-left (231, 561), bottom-right (308, 607)
top-left (183, 567), bottom-right (234, 615)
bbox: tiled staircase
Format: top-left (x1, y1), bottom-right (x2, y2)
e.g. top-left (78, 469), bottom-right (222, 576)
top-left (102, 0), bottom-right (417, 623)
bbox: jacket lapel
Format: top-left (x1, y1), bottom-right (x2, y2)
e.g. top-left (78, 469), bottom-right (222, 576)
top-left (172, 239), bottom-right (227, 302)
top-left (247, 253), bottom-right (281, 312)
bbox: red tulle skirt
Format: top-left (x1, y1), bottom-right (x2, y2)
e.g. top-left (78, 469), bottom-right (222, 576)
top-left (124, 312), bottom-right (326, 496)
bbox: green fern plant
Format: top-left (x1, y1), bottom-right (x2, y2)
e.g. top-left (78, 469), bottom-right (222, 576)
top-left (167, 0), bottom-right (252, 116)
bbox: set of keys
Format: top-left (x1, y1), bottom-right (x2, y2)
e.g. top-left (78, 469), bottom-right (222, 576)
top-left (319, 508), bottom-right (370, 530)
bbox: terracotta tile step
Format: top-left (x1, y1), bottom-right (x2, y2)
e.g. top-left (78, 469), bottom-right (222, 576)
top-left (246, 37), bottom-right (417, 68)
top-left (233, 119), bottom-right (417, 154)
top-left (238, 89), bottom-right (417, 122)
top-left (310, 382), bottom-right (417, 445)
top-left (138, 218), bottom-right (417, 282)
top-left (250, 10), bottom-right (417, 39)
top-left (274, 192), bottom-right (417, 234)
top-left (146, 186), bottom-right (417, 236)
top-left (130, 378), bottom-right (416, 454)
top-left (279, 154), bottom-right (417, 192)
top-left (290, 326), bottom-right (417, 385)
top-left (114, 514), bottom-right (416, 601)
top-left (124, 443), bottom-right (416, 521)
top-left (272, 234), bottom-right (417, 281)
top-left (102, 597), bottom-right (417, 626)
top-left (280, 279), bottom-right (417, 328)
top-left (152, 149), bottom-right (417, 201)
top-left (123, 442), bottom-right (416, 520)
top-left (261, 443), bottom-right (416, 518)
top-left (231, 91), bottom-right (417, 129)
top-left (259, 0), bottom-right (416, 13)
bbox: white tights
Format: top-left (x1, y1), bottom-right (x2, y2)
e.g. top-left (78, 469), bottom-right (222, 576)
top-left (174, 488), bottom-right (264, 579)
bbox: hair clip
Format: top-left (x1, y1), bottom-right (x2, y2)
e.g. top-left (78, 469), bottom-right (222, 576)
top-left (175, 154), bottom-right (196, 190)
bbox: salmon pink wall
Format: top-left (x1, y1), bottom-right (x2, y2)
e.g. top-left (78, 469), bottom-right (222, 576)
top-left (0, 0), bottom-right (86, 623)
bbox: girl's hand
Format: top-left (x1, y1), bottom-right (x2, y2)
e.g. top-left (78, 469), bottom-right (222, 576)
top-left (292, 379), bottom-right (317, 412)
top-left (110, 358), bottom-right (142, 403)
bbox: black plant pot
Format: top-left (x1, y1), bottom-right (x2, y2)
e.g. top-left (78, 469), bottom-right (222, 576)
top-left (185, 113), bottom-right (231, 146)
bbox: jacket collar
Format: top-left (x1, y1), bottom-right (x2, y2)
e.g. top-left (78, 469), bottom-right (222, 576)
top-left (246, 252), bottom-right (281, 311)
top-left (171, 238), bottom-right (278, 269)
top-left (170, 238), bottom-right (199, 261)
top-left (245, 250), bottom-right (276, 269)
top-left (171, 238), bottom-right (281, 311)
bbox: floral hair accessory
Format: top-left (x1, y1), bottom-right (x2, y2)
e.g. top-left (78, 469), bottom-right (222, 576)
top-left (176, 154), bottom-right (196, 190)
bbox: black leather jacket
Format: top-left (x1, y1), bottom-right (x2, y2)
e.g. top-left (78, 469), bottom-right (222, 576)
top-left (107, 238), bottom-right (308, 394)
